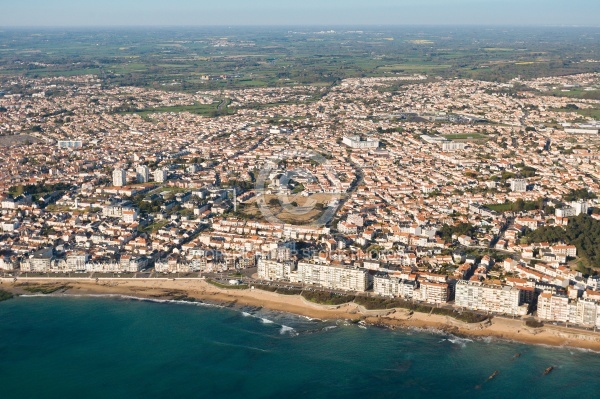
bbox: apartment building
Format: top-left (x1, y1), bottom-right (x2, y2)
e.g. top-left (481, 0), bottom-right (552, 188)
top-left (455, 280), bottom-right (527, 316)
top-left (136, 165), bottom-right (150, 183)
top-left (417, 280), bottom-right (450, 304)
top-left (373, 273), bottom-right (417, 299)
top-left (113, 168), bottom-right (126, 187)
top-left (257, 259), bottom-right (296, 281)
top-left (537, 293), bottom-right (570, 323)
top-left (342, 135), bottom-right (379, 149)
top-left (294, 261), bottom-right (371, 292)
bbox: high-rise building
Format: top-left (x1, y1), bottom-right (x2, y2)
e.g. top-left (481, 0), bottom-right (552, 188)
top-left (537, 293), bottom-right (570, 322)
top-left (510, 179), bottom-right (527, 192)
top-left (571, 200), bottom-right (589, 216)
top-left (136, 165), bottom-right (149, 183)
top-left (112, 168), bottom-right (126, 187)
top-left (294, 261), bottom-right (370, 292)
top-left (154, 168), bottom-right (168, 183)
top-left (455, 280), bottom-right (526, 316)
top-left (57, 140), bottom-right (83, 149)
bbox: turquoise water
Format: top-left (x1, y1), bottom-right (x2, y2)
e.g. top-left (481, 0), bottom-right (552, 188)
top-left (1, 296), bottom-right (599, 399)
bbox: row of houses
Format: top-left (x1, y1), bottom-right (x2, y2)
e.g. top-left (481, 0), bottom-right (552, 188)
top-left (17, 249), bottom-right (149, 273)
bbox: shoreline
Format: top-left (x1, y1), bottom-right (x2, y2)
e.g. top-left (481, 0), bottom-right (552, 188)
top-left (4, 277), bottom-right (600, 352)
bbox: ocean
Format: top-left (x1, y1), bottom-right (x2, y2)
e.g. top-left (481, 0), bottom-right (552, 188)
top-left (1, 296), bottom-right (598, 399)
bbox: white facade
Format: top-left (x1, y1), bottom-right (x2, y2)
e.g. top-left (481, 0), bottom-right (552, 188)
top-left (66, 253), bottom-right (89, 272)
top-left (455, 280), bottom-right (526, 316)
top-left (571, 201), bottom-right (589, 216)
top-left (537, 293), bottom-right (570, 323)
top-left (58, 140), bottom-right (83, 149)
top-left (417, 281), bottom-right (450, 304)
top-left (373, 274), bottom-right (416, 299)
top-left (257, 259), bottom-right (296, 281)
top-left (294, 262), bottom-right (370, 292)
top-left (441, 141), bottom-right (466, 151)
top-left (510, 179), bottom-right (527, 192)
top-left (538, 294), bottom-right (600, 328)
top-left (342, 135), bottom-right (379, 149)
top-left (136, 165), bottom-right (150, 183)
top-left (113, 168), bottom-right (126, 187)
top-left (154, 168), bottom-right (168, 183)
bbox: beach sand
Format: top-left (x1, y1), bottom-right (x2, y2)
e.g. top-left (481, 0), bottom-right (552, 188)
top-left (4, 277), bottom-right (600, 351)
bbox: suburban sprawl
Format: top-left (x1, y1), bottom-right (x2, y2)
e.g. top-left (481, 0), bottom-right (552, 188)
top-left (2, 28), bottom-right (600, 335)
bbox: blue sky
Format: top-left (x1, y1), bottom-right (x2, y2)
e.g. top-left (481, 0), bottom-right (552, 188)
top-left (1, 0), bottom-right (599, 27)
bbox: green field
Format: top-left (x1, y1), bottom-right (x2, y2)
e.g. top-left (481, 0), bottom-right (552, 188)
top-left (442, 133), bottom-right (488, 140)
top-left (554, 107), bottom-right (600, 120)
top-left (118, 100), bottom-right (232, 118)
top-left (1, 27), bottom-right (600, 93)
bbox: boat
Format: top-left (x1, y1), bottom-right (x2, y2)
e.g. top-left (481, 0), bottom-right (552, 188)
top-left (512, 353), bottom-right (521, 360)
top-left (543, 366), bottom-right (554, 375)
top-left (487, 370), bottom-right (499, 381)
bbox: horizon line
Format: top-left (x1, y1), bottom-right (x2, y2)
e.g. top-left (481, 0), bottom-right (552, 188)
top-left (1, 23), bottom-right (600, 29)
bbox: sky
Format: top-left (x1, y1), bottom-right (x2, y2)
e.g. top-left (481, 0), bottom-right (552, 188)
top-left (1, 0), bottom-right (599, 27)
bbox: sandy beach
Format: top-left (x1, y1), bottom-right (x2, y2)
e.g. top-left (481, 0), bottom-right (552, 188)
top-left (4, 277), bottom-right (600, 352)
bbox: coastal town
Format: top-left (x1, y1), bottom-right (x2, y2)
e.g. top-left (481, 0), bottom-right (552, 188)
top-left (2, 70), bottom-right (600, 331)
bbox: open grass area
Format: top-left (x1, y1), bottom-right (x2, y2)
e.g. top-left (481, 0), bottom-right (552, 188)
top-left (548, 88), bottom-right (600, 101)
top-left (552, 107), bottom-right (600, 121)
top-left (575, 108), bottom-right (600, 120)
top-left (140, 220), bottom-right (169, 233)
top-left (206, 279), bottom-right (248, 290)
top-left (119, 100), bottom-right (233, 119)
top-left (485, 203), bottom-right (516, 212)
top-left (442, 133), bottom-right (488, 140)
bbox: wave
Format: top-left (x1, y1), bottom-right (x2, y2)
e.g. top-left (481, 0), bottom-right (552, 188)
top-left (301, 315), bottom-right (322, 322)
top-left (260, 317), bottom-right (275, 324)
top-left (447, 337), bottom-right (473, 348)
top-left (280, 325), bottom-right (299, 336)
top-left (18, 292), bottom-right (224, 309)
top-left (478, 336), bottom-right (494, 344)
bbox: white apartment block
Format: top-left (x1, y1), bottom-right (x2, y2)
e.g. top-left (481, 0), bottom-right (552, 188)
top-left (417, 280), bottom-right (450, 304)
top-left (537, 293), bottom-right (570, 323)
top-left (57, 140), bottom-right (83, 149)
top-left (113, 168), bottom-right (126, 187)
top-left (373, 274), bottom-right (416, 299)
top-left (102, 203), bottom-right (137, 222)
top-left (571, 200), bottom-right (589, 216)
top-left (0, 257), bottom-right (16, 271)
top-left (294, 262), bottom-right (370, 292)
top-left (455, 280), bottom-right (527, 316)
top-left (537, 294), bottom-right (600, 328)
top-left (257, 259), bottom-right (296, 281)
top-left (154, 168), bottom-right (168, 183)
top-left (342, 135), bottom-right (379, 149)
top-left (66, 253), bottom-right (89, 272)
top-left (510, 179), bottom-right (527, 192)
top-left (136, 165), bottom-right (150, 183)
top-left (441, 141), bottom-right (466, 151)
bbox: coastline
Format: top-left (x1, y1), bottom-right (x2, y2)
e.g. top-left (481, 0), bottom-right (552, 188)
top-left (3, 277), bottom-right (600, 352)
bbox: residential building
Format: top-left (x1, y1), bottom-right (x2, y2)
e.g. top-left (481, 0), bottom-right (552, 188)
top-left (136, 165), bottom-right (150, 183)
top-left (113, 168), bottom-right (126, 187)
top-left (294, 261), bottom-right (370, 292)
top-left (455, 280), bottom-right (527, 316)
